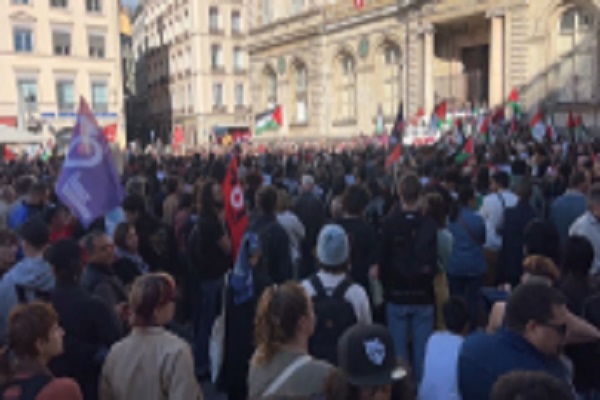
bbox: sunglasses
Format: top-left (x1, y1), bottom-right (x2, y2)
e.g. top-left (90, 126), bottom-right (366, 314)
top-left (539, 322), bottom-right (567, 337)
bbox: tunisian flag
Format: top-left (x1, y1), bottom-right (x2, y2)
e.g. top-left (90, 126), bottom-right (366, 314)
top-left (223, 156), bottom-right (248, 258)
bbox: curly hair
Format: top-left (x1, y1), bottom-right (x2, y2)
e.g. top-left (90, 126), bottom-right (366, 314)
top-left (252, 282), bottom-right (310, 366)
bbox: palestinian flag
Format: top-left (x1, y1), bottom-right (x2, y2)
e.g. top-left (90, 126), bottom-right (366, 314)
top-left (530, 110), bottom-right (543, 127)
top-left (508, 88), bottom-right (521, 118)
top-left (455, 136), bottom-right (474, 165)
top-left (430, 101), bottom-right (448, 130)
top-left (491, 107), bottom-right (505, 124)
top-left (478, 115), bottom-right (490, 144)
top-left (409, 108), bottom-right (425, 126)
top-left (255, 106), bottom-right (283, 135)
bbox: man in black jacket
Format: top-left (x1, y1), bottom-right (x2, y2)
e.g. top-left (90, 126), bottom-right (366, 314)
top-left (380, 173), bottom-right (437, 383)
top-left (47, 239), bottom-right (120, 400)
top-left (251, 186), bottom-right (293, 284)
top-left (294, 175), bottom-right (325, 278)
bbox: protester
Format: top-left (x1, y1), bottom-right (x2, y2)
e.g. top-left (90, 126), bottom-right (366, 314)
top-left (161, 176), bottom-right (180, 227)
top-left (8, 181), bottom-right (47, 230)
top-left (46, 239), bottom-right (120, 400)
top-left (100, 273), bottom-right (202, 400)
top-left (447, 185), bottom-right (486, 329)
top-left (0, 303), bottom-right (83, 399)
top-left (295, 174), bottom-right (326, 278)
top-left (248, 282), bottom-right (333, 398)
top-left (0, 217), bottom-right (54, 339)
top-left (569, 183), bottom-right (600, 275)
top-left (302, 224), bottom-right (372, 363)
top-left (80, 231), bottom-right (128, 329)
top-left (419, 297), bottom-right (470, 400)
top-left (112, 222), bottom-right (148, 287)
top-left (380, 173), bottom-right (437, 383)
top-left (276, 190), bottom-right (305, 279)
top-left (550, 171), bottom-right (587, 246)
top-left (0, 229), bottom-right (17, 278)
top-left (325, 324), bottom-right (410, 400)
top-left (490, 371), bottom-right (573, 400)
top-left (459, 284), bottom-right (571, 400)
top-left (188, 179), bottom-right (232, 379)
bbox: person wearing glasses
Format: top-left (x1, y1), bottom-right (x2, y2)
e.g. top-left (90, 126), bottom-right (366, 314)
top-left (100, 273), bottom-right (202, 400)
top-left (458, 284), bottom-right (572, 400)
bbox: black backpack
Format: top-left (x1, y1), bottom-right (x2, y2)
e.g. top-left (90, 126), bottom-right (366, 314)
top-left (308, 275), bottom-right (357, 364)
top-left (0, 374), bottom-right (52, 400)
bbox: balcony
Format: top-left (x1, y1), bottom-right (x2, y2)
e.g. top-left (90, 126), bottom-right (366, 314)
top-left (211, 65), bottom-right (226, 74)
top-left (209, 27), bottom-right (224, 36)
top-left (57, 103), bottom-right (75, 113)
top-left (233, 67), bottom-right (247, 75)
top-left (212, 104), bottom-right (227, 113)
top-left (93, 103), bottom-right (109, 113)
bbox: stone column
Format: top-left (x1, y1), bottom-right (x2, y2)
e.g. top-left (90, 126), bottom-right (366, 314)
top-left (488, 9), bottom-right (505, 107)
top-left (422, 24), bottom-right (435, 114)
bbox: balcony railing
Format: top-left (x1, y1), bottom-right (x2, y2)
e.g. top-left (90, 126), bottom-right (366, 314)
top-left (58, 103), bottom-right (75, 113)
top-left (434, 71), bottom-right (487, 105)
top-left (93, 103), bottom-right (109, 113)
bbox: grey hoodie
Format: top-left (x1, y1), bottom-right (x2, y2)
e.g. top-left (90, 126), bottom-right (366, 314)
top-left (0, 255), bottom-right (55, 339)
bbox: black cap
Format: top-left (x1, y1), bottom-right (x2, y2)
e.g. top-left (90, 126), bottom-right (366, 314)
top-left (337, 324), bottom-right (407, 387)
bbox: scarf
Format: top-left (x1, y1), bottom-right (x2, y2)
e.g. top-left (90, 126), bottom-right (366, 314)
top-left (229, 233), bottom-right (261, 305)
top-left (115, 247), bottom-right (149, 275)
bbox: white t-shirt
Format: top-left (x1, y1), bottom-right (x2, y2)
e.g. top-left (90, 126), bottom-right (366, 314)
top-left (301, 271), bottom-right (372, 325)
top-left (480, 189), bottom-right (518, 250)
top-left (419, 332), bottom-right (464, 400)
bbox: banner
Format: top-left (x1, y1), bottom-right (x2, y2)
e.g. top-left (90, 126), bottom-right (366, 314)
top-left (223, 156), bottom-right (248, 258)
top-left (55, 98), bottom-right (124, 227)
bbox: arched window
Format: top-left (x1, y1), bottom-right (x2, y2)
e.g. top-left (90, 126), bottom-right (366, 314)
top-left (292, 61), bottom-right (308, 123)
top-left (263, 66), bottom-right (277, 107)
top-left (556, 7), bottom-right (597, 102)
top-left (337, 53), bottom-right (356, 119)
top-left (380, 42), bottom-right (402, 117)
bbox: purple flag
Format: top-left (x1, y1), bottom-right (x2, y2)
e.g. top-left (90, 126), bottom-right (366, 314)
top-left (55, 98), bottom-right (124, 227)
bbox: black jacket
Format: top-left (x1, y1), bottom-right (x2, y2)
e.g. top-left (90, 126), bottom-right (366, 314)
top-left (250, 214), bottom-right (293, 284)
top-left (380, 209), bottom-right (437, 305)
top-left (49, 283), bottom-right (121, 400)
top-left (80, 263), bottom-right (128, 315)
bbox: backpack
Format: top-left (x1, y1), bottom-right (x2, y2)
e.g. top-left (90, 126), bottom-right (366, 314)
top-left (308, 275), bottom-right (357, 364)
top-left (0, 374), bottom-right (52, 400)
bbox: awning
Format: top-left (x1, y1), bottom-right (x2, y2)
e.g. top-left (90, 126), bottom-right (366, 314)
top-left (0, 125), bottom-right (45, 144)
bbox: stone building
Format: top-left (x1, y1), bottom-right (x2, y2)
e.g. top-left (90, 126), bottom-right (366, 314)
top-left (249, 0), bottom-right (600, 139)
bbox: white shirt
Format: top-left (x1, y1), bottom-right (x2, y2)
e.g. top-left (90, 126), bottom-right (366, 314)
top-left (418, 332), bottom-right (464, 400)
top-left (569, 211), bottom-right (600, 274)
top-left (479, 189), bottom-right (518, 250)
top-left (301, 271), bottom-right (372, 325)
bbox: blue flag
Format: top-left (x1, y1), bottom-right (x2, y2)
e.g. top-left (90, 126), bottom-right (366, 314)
top-left (55, 98), bottom-right (124, 227)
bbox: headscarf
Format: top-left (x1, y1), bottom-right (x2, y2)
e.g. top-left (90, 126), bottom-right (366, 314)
top-left (229, 232), bottom-right (261, 305)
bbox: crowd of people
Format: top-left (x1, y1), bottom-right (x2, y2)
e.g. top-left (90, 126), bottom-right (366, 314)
top-left (0, 130), bottom-right (597, 400)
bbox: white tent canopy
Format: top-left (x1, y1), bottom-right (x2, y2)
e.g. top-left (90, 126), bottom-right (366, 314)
top-left (0, 124), bottom-right (45, 144)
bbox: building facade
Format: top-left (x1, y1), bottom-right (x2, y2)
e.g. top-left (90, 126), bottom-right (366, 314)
top-left (0, 0), bottom-right (125, 144)
top-left (249, 0), bottom-right (600, 140)
top-left (132, 0), bottom-right (250, 145)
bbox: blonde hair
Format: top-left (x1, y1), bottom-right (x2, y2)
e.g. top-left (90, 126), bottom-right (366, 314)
top-left (252, 282), bottom-right (310, 365)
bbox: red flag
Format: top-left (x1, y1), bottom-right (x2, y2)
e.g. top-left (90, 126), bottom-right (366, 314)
top-left (103, 124), bottom-right (118, 143)
top-left (434, 101), bottom-right (447, 120)
top-left (529, 110), bottom-right (543, 127)
top-left (576, 115), bottom-right (583, 127)
top-left (4, 147), bottom-right (15, 161)
top-left (385, 145), bottom-right (401, 168)
top-left (508, 88), bottom-right (519, 103)
top-left (479, 117), bottom-right (489, 134)
top-left (354, 0), bottom-right (364, 10)
top-left (491, 107), bottom-right (505, 124)
top-left (223, 156), bottom-right (248, 258)
top-left (173, 126), bottom-right (184, 146)
top-left (567, 111), bottom-right (576, 129)
top-left (464, 137), bottom-right (474, 155)
top-left (272, 105), bottom-right (284, 126)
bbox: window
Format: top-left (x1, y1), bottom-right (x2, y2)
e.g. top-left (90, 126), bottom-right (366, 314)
top-left (211, 44), bottom-right (222, 69)
top-left (294, 63), bottom-right (307, 123)
top-left (292, 0), bottom-right (305, 14)
top-left (17, 79), bottom-right (38, 111)
top-left (233, 47), bottom-right (243, 71)
top-left (263, 0), bottom-right (272, 24)
top-left (52, 31), bottom-right (71, 56)
top-left (264, 67), bottom-right (277, 105)
top-left (91, 82), bottom-right (108, 113)
top-left (88, 34), bottom-right (105, 58)
top-left (56, 80), bottom-right (75, 112)
top-left (209, 7), bottom-right (219, 31)
top-left (231, 11), bottom-right (241, 34)
top-left (51, 0), bottom-right (68, 8)
top-left (382, 44), bottom-right (402, 116)
top-left (188, 83), bottom-right (194, 112)
top-left (556, 7), bottom-right (597, 102)
top-left (235, 83), bottom-right (244, 106)
top-left (212, 83), bottom-right (223, 107)
top-left (337, 54), bottom-right (356, 119)
top-left (86, 0), bottom-right (101, 13)
top-left (13, 28), bottom-right (33, 53)
top-left (12, 0), bottom-right (31, 5)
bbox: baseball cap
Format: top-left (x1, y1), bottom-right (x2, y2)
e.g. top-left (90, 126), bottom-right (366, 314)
top-left (316, 224), bottom-right (349, 267)
top-left (338, 324), bottom-right (407, 387)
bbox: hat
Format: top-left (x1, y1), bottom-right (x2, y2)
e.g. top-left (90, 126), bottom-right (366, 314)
top-left (338, 324), bottom-right (407, 387)
top-left (316, 224), bottom-right (349, 267)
